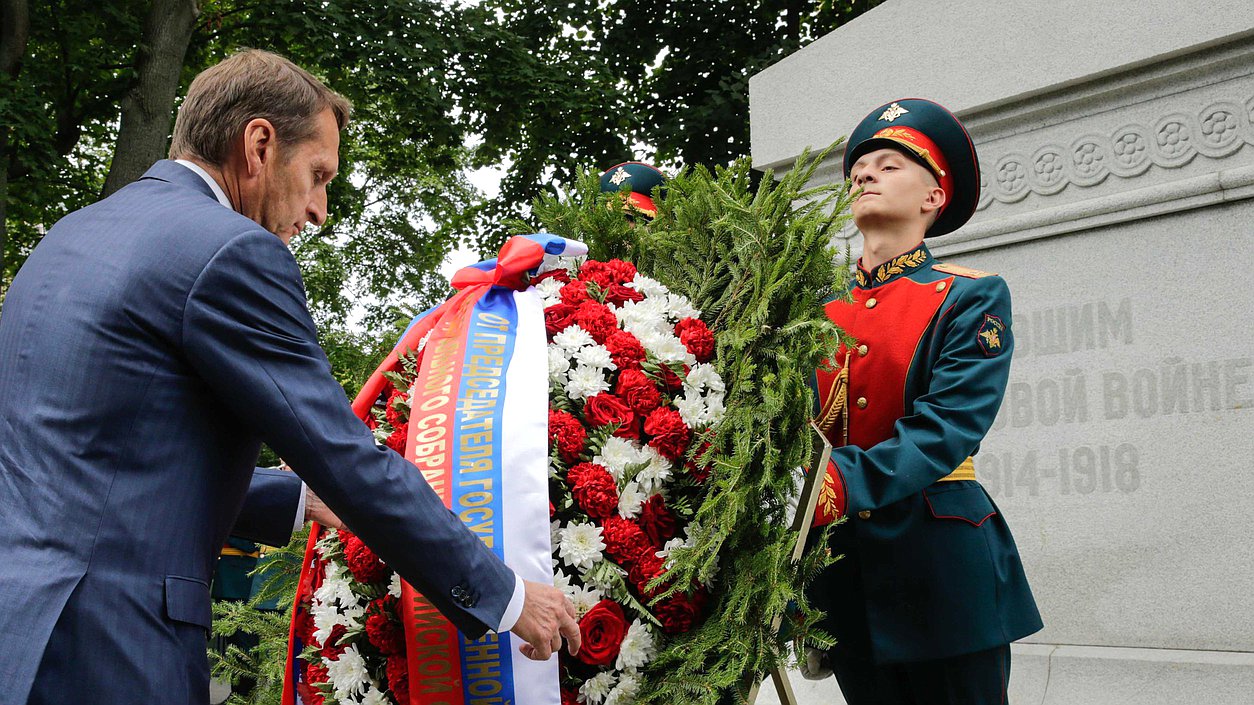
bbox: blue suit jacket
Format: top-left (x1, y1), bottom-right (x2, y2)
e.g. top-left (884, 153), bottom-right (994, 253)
top-left (0, 161), bottom-right (515, 704)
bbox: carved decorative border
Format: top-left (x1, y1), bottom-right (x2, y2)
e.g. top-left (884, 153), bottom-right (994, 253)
top-left (976, 98), bottom-right (1254, 211)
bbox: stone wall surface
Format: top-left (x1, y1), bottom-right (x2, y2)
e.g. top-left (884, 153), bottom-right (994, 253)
top-left (748, 1), bottom-right (1254, 702)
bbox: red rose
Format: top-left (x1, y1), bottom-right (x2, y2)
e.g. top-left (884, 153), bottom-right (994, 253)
top-left (605, 259), bottom-right (638, 285)
top-left (577, 261), bottom-right (615, 290)
top-left (643, 407), bottom-right (691, 461)
top-left (675, 317), bottom-right (715, 362)
top-left (575, 599), bottom-right (629, 666)
top-left (640, 494), bottom-right (679, 547)
top-left (387, 653), bottom-right (409, 702)
top-left (605, 283), bottom-right (645, 308)
top-left (365, 598), bottom-right (405, 655)
top-left (559, 281), bottom-right (592, 306)
top-left (566, 462), bottom-right (619, 520)
top-left (575, 301), bottom-right (619, 344)
top-left (629, 549), bottom-right (665, 594)
top-left (605, 331), bottom-right (646, 370)
top-left (343, 533), bottom-right (390, 584)
top-left (549, 409), bottom-right (587, 462)
top-left (600, 515), bottom-right (652, 566)
top-left (534, 269), bottom-right (571, 285)
top-left (583, 392), bottom-right (634, 431)
top-left (545, 303), bottom-right (579, 339)
top-left (654, 587), bottom-right (709, 635)
top-left (385, 424), bottom-right (408, 453)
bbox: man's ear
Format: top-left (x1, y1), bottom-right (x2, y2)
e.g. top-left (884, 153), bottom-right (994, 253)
top-left (240, 118), bottom-right (277, 177)
top-left (922, 185), bottom-right (947, 217)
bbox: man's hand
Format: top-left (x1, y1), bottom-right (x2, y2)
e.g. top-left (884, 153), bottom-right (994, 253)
top-left (511, 579), bottom-right (581, 661)
top-left (304, 487), bottom-right (345, 530)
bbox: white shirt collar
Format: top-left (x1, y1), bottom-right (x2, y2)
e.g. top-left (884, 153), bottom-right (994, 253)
top-left (174, 159), bottom-right (233, 209)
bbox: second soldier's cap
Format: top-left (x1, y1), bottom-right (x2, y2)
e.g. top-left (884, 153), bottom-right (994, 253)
top-left (599, 162), bottom-right (666, 219)
top-left (843, 98), bottom-right (980, 237)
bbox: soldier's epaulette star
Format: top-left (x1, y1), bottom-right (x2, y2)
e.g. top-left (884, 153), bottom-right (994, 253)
top-left (932, 262), bottom-right (996, 279)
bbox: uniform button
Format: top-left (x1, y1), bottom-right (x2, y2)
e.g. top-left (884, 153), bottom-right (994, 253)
top-left (858, 510), bottom-right (872, 520)
top-left (936, 282), bottom-right (947, 292)
top-left (865, 298), bottom-right (878, 309)
top-left (856, 397), bottom-right (868, 409)
top-left (857, 344), bottom-right (869, 357)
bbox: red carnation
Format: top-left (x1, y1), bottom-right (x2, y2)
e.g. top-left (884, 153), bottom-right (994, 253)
top-left (605, 283), bottom-right (645, 308)
top-left (605, 331), bottom-right (646, 370)
top-left (616, 368), bottom-right (663, 414)
top-left (365, 598), bottom-right (405, 655)
top-left (534, 268), bottom-right (571, 285)
top-left (675, 318), bottom-right (715, 362)
top-left (574, 301), bottom-right (619, 344)
top-left (686, 440), bottom-right (714, 483)
top-left (387, 653), bottom-right (409, 703)
top-left (577, 261), bottom-right (615, 289)
top-left (605, 259), bottom-right (637, 285)
top-left (300, 662), bottom-right (330, 705)
top-left (385, 424), bottom-right (408, 453)
top-left (629, 549), bottom-right (666, 594)
top-left (640, 494), bottom-right (679, 547)
top-left (294, 604), bottom-right (316, 644)
top-left (319, 623), bottom-right (348, 659)
top-left (559, 281), bottom-right (592, 306)
top-left (566, 462), bottom-right (619, 520)
top-left (654, 587), bottom-right (710, 635)
top-left (544, 303), bottom-right (579, 339)
top-left (549, 409), bottom-right (587, 462)
top-left (657, 363), bottom-right (687, 392)
top-left (600, 515), bottom-right (653, 566)
top-left (644, 407), bottom-right (691, 461)
top-left (575, 599), bottom-right (629, 666)
top-left (385, 389), bottom-right (408, 427)
top-left (583, 393), bottom-right (634, 433)
top-left (343, 533), bottom-right (390, 584)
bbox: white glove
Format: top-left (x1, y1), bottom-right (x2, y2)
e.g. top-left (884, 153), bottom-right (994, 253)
top-left (799, 646), bottom-right (833, 681)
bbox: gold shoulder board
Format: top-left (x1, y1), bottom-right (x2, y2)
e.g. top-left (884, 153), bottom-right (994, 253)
top-left (933, 262), bottom-right (996, 278)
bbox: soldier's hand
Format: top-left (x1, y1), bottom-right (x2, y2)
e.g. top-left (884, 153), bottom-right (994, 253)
top-left (512, 580), bottom-right (581, 661)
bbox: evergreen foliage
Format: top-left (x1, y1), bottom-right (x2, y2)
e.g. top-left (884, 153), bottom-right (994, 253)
top-left (520, 144), bottom-right (856, 702)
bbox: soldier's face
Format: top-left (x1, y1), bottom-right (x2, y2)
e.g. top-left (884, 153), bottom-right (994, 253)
top-left (848, 148), bottom-right (945, 231)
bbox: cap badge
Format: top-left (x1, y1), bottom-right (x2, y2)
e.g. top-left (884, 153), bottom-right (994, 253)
top-left (609, 168), bottom-right (632, 185)
top-left (878, 102), bottom-right (909, 122)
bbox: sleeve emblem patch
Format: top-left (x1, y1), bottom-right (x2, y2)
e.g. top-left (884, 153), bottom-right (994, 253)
top-left (977, 313), bottom-right (1007, 356)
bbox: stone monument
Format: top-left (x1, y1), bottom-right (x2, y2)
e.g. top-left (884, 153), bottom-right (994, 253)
top-left (749, 1), bottom-right (1254, 702)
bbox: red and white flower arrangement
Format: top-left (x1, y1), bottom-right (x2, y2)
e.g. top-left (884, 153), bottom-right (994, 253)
top-left (289, 255), bottom-right (724, 705)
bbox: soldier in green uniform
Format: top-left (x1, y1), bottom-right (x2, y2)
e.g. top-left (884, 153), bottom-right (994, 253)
top-left (803, 98), bottom-right (1042, 704)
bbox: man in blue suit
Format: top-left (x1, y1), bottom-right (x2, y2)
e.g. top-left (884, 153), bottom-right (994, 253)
top-left (0, 49), bottom-right (578, 704)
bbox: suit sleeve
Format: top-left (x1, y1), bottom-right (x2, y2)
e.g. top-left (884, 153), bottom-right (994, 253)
top-left (181, 230), bottom-right (515, 638)
top-left (231, 467), bottom-right (303, 547)
top-left (829, 276), bottom-right (1014, 513)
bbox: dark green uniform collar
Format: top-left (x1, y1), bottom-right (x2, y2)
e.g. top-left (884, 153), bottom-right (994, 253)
top-left (855, 242), bottom-right (934, 289)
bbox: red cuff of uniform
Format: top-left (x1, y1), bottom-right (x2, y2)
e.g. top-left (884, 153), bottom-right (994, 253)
top-left (813, 458), bottom-right (848, 527)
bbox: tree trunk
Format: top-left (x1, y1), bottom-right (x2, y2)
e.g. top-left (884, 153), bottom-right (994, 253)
top-left (0, 0), bottom-right (31, 293)
top-left (101, 0), bottom-right (200, 197)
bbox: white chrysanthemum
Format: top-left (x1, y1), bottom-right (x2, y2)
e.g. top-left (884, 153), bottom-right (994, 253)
top-left (666, 293), bottom-right (701, 321)
top-left (636, 329), bottom-right (695, 366)
top-left (617, 480), bottom-right (647, 519)
top-left (704, 392), bottom-right (726, 424)
top-left (537, 253), bottom-right (583, 276)
top-left (565, 363), bottom-right (610, 400)
top-left (615, 297), bottom-right (670, 333)
top-left (314, 563), bottom-right (356, 609)
top-left (593, 436), bottom-right (641, 479)
top-left (314, 528), bottom-right (340, 556)
top-left (684, 363), bottom-right (725, 393)
top-left (354, 687), bottom-right (390, 705)
top-left (551, 519), bottom-right (563, 550)
top-left (388, 572), bottom-right (402, 599)
top-left (578, 671), bottom-right (618, 705)
top-left (616, 619), bottom-right (658, 671)
top-left (326, 645), bottom-right (370, 700)
top-left (311, 597), bottom-right (342, 644)
top-left (536, 275), bottom-right (565, 299)
top-left (570, 583), bottom-right (604, 618)
top-left (658, 537), bottom-right (687, 568)
top-left (635, 447), bottom-right (675, 494)
top-left (574, 343), bottom-right (616, 371)
top-left (629, 273), bottom-right (668, 298)
top-left (673, 394), bottom-right (706, 428)
top-left (553, 567), bottom-right (572, 595)
top-left (548, 346), bottom-right (572, 383)
top-left (558, 522), bottom-right (606, 571)
top-left (553, 325), bottom-right (596, 351)
top-left (604, 670), bottom-right (642, 705)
